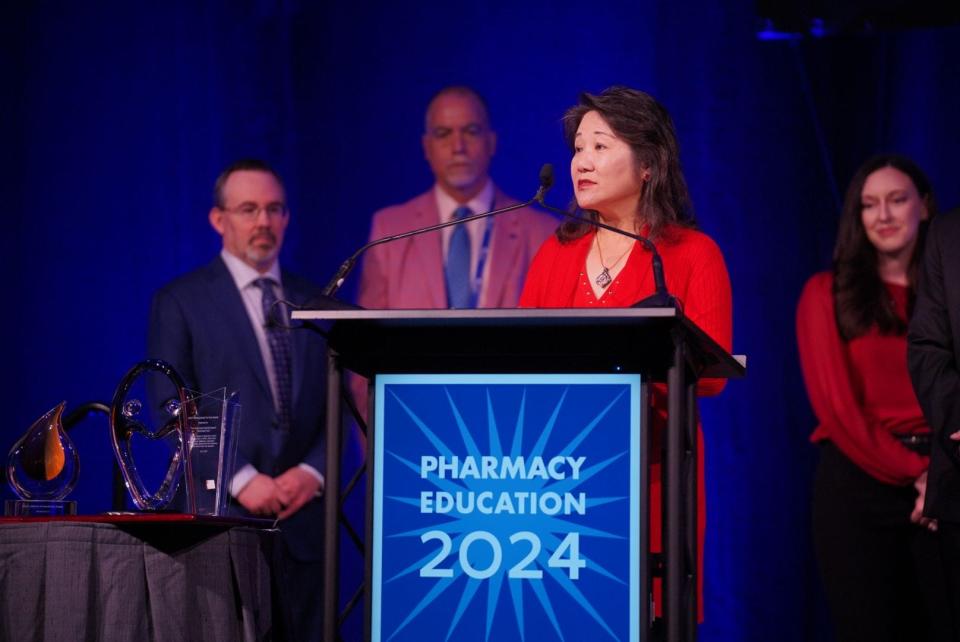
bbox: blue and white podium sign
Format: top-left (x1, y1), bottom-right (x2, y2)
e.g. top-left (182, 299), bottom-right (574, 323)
top-left (372, 374), bottom-right (642, 642)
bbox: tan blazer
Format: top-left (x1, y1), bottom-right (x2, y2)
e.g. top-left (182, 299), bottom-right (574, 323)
top-left (357, 187), bottom-right (558, 309)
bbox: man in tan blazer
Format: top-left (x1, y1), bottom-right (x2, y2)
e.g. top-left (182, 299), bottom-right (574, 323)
top-left (358, 86), bottom-right (557, 310)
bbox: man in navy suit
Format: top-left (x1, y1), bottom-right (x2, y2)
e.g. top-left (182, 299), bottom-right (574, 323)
top-left (148, 159), bottom-right (327, 640)
top-left (908, 209), bottom-right (960, 620)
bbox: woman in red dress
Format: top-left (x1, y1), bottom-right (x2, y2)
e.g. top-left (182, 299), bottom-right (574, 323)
top-left (519, 86), bottom-right (733, 623)
top-left (796, 154), bottom-right (951, 641)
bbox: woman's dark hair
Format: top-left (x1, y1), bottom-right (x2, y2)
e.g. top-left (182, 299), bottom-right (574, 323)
top-left (833, 154), bottom-right (937, 341)
top-left (558, 86), bottom-right (696, 242)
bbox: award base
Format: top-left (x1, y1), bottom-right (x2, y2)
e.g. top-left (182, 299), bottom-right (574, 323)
top-left (4, 499), bottom-right (78, 516)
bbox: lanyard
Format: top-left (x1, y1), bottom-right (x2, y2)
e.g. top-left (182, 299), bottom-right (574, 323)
top-left (470, 217), bottom-right (494, 306)
top-left (466, 193), bottom-right (497, 307)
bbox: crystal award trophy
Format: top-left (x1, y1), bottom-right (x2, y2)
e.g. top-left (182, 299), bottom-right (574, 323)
top-left (5, 401), bottom-right (81, 516)
top-left (180, 387), bottom-right (240, 516)
top-left (109, 359), bottom-right (240, 516)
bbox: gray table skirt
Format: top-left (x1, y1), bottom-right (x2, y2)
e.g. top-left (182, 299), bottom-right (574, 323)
top-left (0, 521), bottom-right (280, 642)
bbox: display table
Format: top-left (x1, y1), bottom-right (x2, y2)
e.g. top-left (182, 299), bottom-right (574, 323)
top-left (0, 515), bottom-right (281, 642)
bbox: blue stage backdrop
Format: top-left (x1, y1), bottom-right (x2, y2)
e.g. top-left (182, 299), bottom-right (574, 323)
top-left (4, 2), bottom-right (960, 641)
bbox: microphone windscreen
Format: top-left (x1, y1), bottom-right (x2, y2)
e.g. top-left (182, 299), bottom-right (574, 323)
top-left (539, 163), bottom-right (555, 189)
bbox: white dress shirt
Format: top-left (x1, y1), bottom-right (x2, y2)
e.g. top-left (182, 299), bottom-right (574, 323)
top-left (435, 180), bottom-right (496, 306)
top-left (219, 249), bottom-right (324, 497)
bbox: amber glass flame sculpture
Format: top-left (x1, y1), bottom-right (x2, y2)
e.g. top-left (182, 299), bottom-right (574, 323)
top-left (5, 401), bottom-right (80, 515)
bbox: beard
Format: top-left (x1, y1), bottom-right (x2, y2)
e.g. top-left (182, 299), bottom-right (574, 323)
top-left (443, 162), bottom-right (486, 190)
top-left (245, 232), bottom-right (279, 266)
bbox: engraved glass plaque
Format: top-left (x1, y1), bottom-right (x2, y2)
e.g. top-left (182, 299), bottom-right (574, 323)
top-left (181, 388), bottom-right (240, 516)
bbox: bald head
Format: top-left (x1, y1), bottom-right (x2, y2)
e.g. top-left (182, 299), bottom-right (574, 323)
top-left (424, 86), bottom-right (491, 132)
top-left (422, 86), bottom-right (497, 203)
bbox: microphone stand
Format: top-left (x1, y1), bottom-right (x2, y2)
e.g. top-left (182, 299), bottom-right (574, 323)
top-left (320, 167), bottom-right (554, 299)
top-left (534, 165), bottom-right (674, 309)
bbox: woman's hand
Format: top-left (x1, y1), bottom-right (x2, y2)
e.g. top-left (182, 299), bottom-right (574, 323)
top-left (911, 471), bottom-right (937, 531)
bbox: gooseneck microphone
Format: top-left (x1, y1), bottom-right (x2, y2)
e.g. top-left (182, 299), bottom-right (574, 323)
top-left (319, 166), bottom-right (556, 299)
top-left (534, 164), bottom-right (673, 308)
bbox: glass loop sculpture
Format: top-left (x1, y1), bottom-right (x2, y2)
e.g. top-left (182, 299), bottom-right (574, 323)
top-left (109, 359), bottom-right (189, 511)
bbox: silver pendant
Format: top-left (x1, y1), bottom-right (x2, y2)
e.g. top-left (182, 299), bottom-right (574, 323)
top-left (596, 268), bottom-right (612, 289)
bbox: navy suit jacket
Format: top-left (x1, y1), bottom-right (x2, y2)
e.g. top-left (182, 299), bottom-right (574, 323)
top-left (148, 256), bottom-right (327, 559)
top-left (909, 210), bottom-right (960, 523)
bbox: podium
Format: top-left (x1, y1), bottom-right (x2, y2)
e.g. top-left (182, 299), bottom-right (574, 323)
top-left (293, 307), bottom-right (745, 642)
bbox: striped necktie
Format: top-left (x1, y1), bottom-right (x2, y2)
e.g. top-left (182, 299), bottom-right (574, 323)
top-left (254, 278), bottom-right (292, 432)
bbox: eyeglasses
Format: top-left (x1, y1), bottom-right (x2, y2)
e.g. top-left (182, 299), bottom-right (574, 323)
top-left (221, 203), bottom-right (288, 220)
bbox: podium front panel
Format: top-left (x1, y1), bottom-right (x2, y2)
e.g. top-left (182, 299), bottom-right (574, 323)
top-left (371, 374), bottom-right (642, 642)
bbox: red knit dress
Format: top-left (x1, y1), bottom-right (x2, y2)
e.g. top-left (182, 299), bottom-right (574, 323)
top-left (796, 272), bottom-right (928, 484)
top-left (519, 225), bottom-right (734, 620)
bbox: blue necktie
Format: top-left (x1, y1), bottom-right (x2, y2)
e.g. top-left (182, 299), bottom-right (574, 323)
top-left (254, 278), bottom-right (292, 432)
top-left (445, 206), bottom-right (474, 308)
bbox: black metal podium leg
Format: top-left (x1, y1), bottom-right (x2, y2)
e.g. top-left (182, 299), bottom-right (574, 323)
top-left (666, 340), bottom-right (696, 642)
top-left (323, 351), bottom-right (342, 642)
top-left (685, 379), bottom-right (698, 641)
top-left (640, 381), bottom-right (651, 639)
top-left (364, 378), bottom-right (376, 642)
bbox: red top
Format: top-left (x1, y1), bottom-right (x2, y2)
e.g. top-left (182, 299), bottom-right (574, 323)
top-left (796, 272), bottom-right (928, 484)
top-left (520, 225), bottom-right (734, 620)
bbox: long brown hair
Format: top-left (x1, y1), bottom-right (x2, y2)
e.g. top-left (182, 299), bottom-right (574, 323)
top-left (558, 86), bottom-right (696, 243)
top-left (833, 154), bottom-right (936, 341)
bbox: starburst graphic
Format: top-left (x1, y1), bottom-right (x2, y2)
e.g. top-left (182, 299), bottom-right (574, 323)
top-left (372, 374), bottom-right (641, 642)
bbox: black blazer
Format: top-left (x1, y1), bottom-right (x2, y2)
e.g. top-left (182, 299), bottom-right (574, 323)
top-left (908, 210), bottom-right (960, 523)
top-left (148, 256), bottom-right (327, 559)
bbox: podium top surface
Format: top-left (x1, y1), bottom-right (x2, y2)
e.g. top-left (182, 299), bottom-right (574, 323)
top-left (293, 307), bottom-right (679, 320)
top-left (293, 307), bottom-right (745, 380)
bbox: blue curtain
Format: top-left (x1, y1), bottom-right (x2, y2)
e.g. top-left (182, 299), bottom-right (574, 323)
top-left (5, 2), bottom-right (959, 639)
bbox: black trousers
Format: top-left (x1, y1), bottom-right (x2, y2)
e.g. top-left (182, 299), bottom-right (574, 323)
top-left (280, 552), bottom-right (324, 642)
top-left (939, 521), bottom-right (960, 617)
top-left (813, 441), bottom-right (956, 642)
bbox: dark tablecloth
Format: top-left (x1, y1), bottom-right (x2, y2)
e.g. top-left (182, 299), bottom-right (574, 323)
top-left (0, 519), bottom-right (280, 641)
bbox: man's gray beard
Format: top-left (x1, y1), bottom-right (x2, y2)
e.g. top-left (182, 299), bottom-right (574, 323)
top-left (446, 168), bottom-right (483, 191)
top-left (246, 245), bottom-right (278, 267)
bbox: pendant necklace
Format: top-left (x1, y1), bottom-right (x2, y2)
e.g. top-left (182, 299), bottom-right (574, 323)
top-left (595, 233), bottom-right (633, 289)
